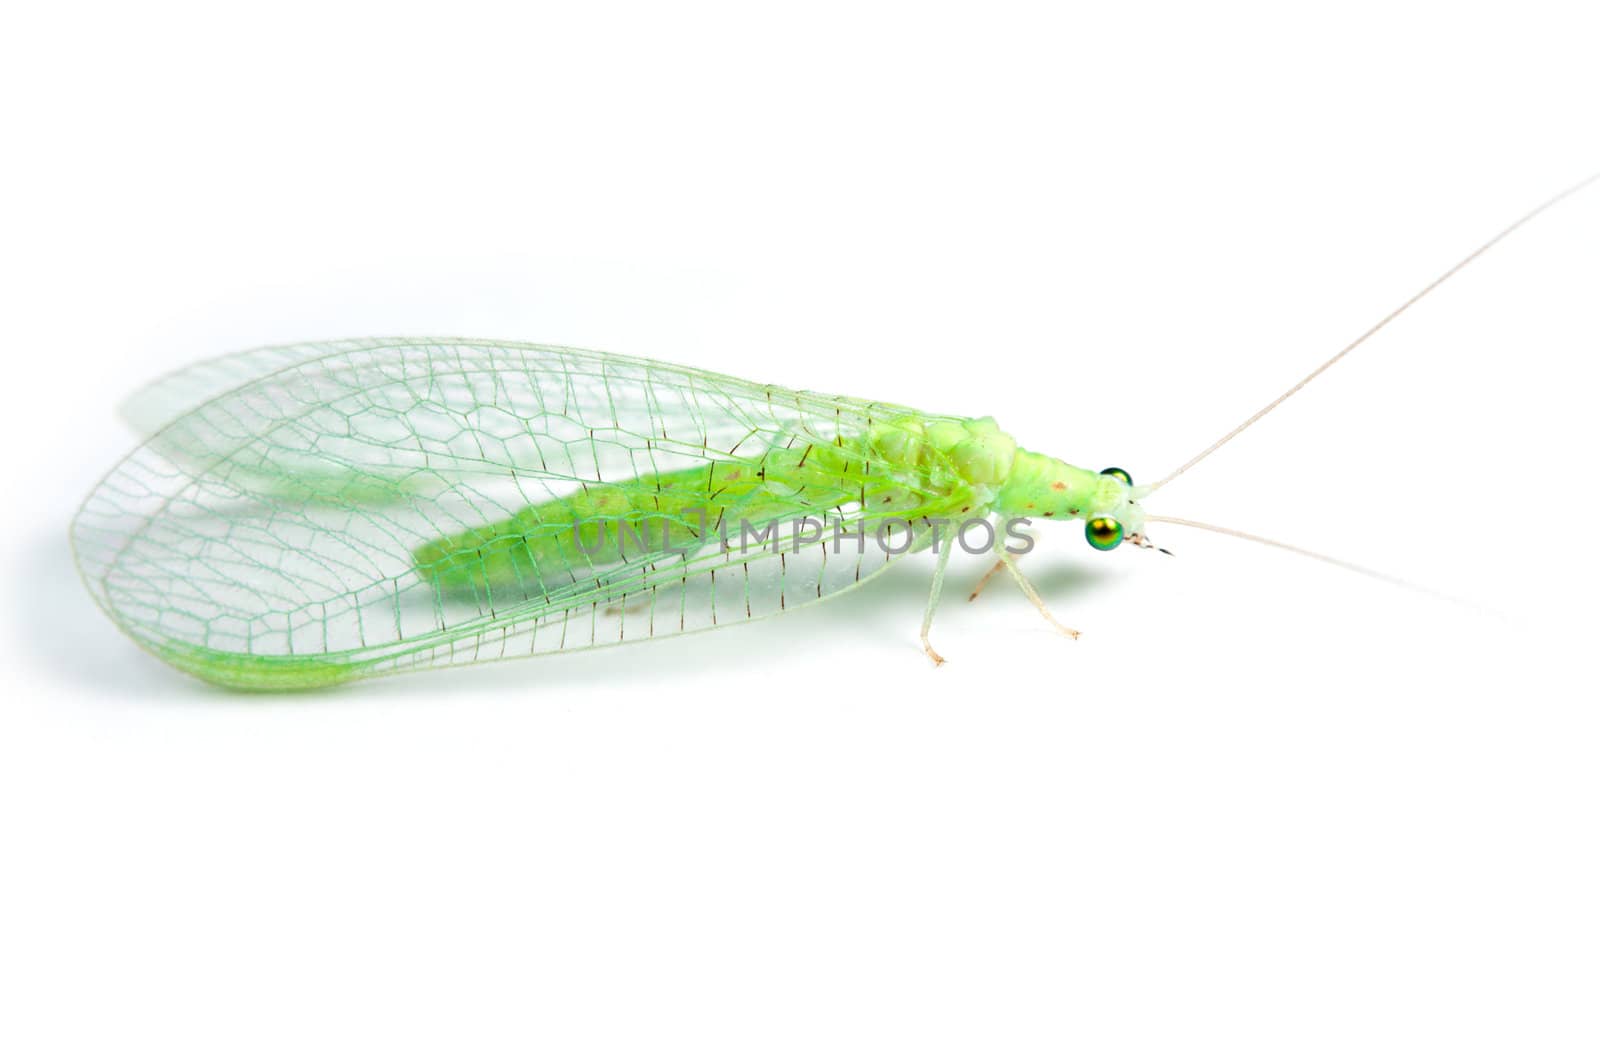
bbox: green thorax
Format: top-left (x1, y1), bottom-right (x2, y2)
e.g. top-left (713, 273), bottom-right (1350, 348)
top-left (879, 414), bottom-right (1124, 522)
top-left (907, 416), bottom-right (1141, 531)
top-left (992, 449), bottom-right (1124, 520)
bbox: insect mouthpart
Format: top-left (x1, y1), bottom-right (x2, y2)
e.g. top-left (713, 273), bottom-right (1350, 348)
top-left (1125, 531), bottom-right (1174, 556)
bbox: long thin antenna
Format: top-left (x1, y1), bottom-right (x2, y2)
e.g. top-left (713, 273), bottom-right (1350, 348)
top-left (1145, 515), bottom-right (1417, 588)
top-left (1144, 513), bottom-right (1503, 617)
top-left (1147, 171), bottom-right (1600, 493)
top-left (1142, 519), bottom-right (1521, 633)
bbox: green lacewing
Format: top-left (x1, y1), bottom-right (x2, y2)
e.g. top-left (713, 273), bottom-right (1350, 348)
top-left (70, 176), bottom-right (1596, 690)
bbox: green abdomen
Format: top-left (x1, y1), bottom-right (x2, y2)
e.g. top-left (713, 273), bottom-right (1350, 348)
top-left (412, 447), bottom-right (861, 598)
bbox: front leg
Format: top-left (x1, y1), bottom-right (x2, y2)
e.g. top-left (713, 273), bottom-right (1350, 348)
top-left (999, 551), bottom-right (1081, 640)
top-left (968, 537), bottom-right (1081, 640)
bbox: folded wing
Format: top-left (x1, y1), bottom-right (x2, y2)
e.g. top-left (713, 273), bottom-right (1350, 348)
top-left (74, 339), bottom-right (956, 689)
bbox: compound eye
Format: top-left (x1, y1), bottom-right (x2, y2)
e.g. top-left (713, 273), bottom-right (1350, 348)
top-left (1099, 466), bottom-right (1133, 486)
top-left (1085, 516), bottom-right (1124, 551)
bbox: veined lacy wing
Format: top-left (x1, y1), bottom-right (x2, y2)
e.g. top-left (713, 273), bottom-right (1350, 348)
top-left (73, 339), bottom-right (969, 689)
top-left (120, 339), bottom-right (474, 505)
top-left (119, 338), bottom-right (387, 436)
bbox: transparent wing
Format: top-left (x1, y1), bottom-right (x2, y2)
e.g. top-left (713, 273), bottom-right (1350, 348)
top-left (120, 338), bottom-right (469, 506)
top-left (119, 338), bottom-right (385, 437)
top-left (72, 339), bottom-right (959, 689)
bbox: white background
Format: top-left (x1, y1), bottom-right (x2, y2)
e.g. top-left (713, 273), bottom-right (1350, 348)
top-left (3, 3), bottom-right (1598, 1060)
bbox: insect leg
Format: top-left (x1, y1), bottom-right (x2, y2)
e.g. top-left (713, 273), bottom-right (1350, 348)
top-left (999, 552), bottom-right (1081, 640)
top-left (967, 558), bottom-right (1006, 603)
top-left (920, 534), bottom-right (957, 665)
top-left (970, 527), bottom-right (1040, 602)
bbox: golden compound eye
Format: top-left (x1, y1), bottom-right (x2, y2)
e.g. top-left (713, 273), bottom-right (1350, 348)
top-left (1085, 516), bottom-right (1124, 551)
top-left (1099, 466), bottom-right (1133, 486)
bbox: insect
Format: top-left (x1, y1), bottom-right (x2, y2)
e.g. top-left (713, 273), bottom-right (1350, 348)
top-left (70, 177), bottom-right (1596, 690)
